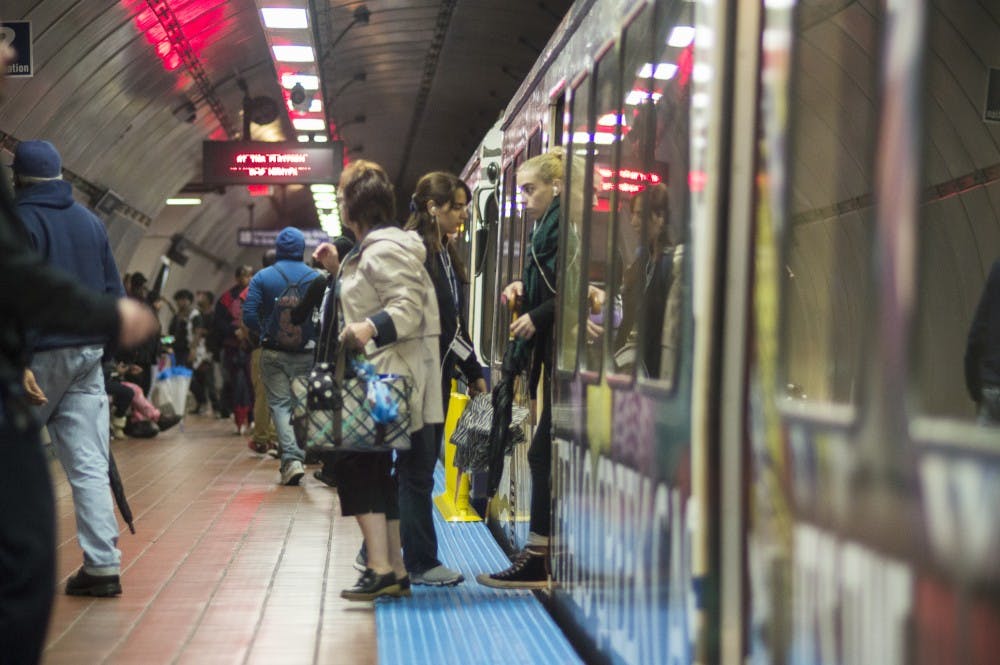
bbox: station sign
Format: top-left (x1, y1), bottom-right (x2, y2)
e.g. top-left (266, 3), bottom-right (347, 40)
top-left (0, 21), bottom-right (32, 78)
top-left (203, 141), bottom-right (342, 185)
top-left (237, 228), bottom-right (329, 248)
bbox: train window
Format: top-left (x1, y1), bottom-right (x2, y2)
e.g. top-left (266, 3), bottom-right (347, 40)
top-left (777, 0), bottom-right (882, 406)
top-left (616, 0), bottom-right (691, 387)
top-left (581, 43), bottom-right (624, 376)
top-left (606, 2), bottom-right (656, 383)
top-left (484, 161), bottom-right (515, 363)
top-left (556, 76), bottom-right (593, 374)
top-left (913, 0), bottom-right (998, 424)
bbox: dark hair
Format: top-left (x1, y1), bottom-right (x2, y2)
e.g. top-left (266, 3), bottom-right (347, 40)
top-left (129, 273), bottom-right (147, 292)
top-left (262, 248), bottom-right (277, 268)
top-left (197, 290), bottom-right (215, 305)
top-left (339, 159), bottom-right (397, 231)
top-left (404, 172), bottom-right (471, 283)
top-left (173, 289), bottom-right (194, 301)
top-left (235, 264), bottom-right (253, 279)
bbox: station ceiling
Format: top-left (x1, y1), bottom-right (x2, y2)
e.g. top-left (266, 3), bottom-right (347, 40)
top-left (0, 0), bottom-right (571, 292)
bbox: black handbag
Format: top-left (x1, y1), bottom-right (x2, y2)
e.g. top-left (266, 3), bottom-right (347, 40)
top-left (291, 286), bottom-right (412, 453)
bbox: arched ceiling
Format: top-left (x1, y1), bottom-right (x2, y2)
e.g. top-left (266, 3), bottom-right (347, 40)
top-left (0, 0), bottom-right (571, 297)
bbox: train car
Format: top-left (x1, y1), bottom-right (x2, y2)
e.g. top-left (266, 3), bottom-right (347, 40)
top-left (460, 0), bottom-right (1000, 663)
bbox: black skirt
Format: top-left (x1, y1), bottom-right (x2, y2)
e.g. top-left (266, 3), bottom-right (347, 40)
top-left (333, 451), bottom-right (399, 519)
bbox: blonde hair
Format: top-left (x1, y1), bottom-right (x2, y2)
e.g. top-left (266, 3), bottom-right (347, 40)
top-left (517, 146), bottom-right (565, 184)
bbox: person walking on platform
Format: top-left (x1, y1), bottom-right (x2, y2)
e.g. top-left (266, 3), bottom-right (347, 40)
top-left (323, 159), bottom-right (444, 600)
top-left (477, 149), bottom-right (565, 589)
top-left (14, 139), bottom-right (139, 600)
top-left (246, 250), bottom-right (279, 455)
top-left (0, 44), bottom-right (158, 660)
top-left (214, 266), bottom-right (253, 429)
top-left (965, 258), bottom-right (1000, 425)
top-left (242, 228), bottom-right (318, 485)
top-left (190, 290), bottom-right (221, 415)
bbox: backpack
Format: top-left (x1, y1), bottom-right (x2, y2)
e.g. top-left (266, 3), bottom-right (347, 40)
top-left (263, 265), bottom-right (317, 352)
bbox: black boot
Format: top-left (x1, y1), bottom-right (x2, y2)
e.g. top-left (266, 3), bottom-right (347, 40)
top-left (341, 569), bottom-right (400, 601)
top-left (65, 568), bottom-right (122, 597)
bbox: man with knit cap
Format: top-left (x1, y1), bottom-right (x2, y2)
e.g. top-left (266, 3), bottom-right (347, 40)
top-left (243, 227), bottom-right (319, 485)
top-left (14, 139), bottom-right (131, 598)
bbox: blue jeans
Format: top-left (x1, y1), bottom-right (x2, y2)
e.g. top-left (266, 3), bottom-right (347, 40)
top-left (31, 346), bottom-right (120, 573)
top-left (259, 349), bottom-right (312, 466)
top-left (397, 424), bottom-right (442, 573)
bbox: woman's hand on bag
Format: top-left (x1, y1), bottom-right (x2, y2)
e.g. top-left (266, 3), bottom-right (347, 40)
top-left (510, 312), bottom-right (536, 340)
top-left (468, 378), bottom-right (488, 397)
top-left (340, 320), bottom-right (375, 351)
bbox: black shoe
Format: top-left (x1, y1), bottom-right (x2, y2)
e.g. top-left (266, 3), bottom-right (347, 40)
top-left (341, 569), bottom-right (400, 601)
top-left (475, 549), bottom-right (548, 589)
top-left (391, 575), bottom-right (412, 598)
top-left (304, 448), bottom-right (321, 465)
top-left (65, 568), bottom-right (122, 597)
top-left (157, 414), bottom-right (182, 432)
top-left (313, 469), bottom-right (337, 487)
top-left (124, 420), bottom-right (159, 439)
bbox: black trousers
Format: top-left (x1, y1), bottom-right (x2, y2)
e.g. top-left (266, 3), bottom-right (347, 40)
top-left (106, 380), bottom-right (135, 418)
top-left (527, 371), bottom-right (553, 537)
top-left (396, 424), bottom-right (441, 574)
top-left (0, 405), bottom-right (55, 665)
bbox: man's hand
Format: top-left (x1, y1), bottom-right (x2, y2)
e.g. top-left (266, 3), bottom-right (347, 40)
top-left (23, 369), bottom-right (47, 405)
top-left (116, 298), bottom-right (159, 348)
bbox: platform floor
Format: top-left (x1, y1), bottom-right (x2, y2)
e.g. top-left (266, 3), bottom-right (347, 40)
top-left (40, 413), bottom-right (581, 665)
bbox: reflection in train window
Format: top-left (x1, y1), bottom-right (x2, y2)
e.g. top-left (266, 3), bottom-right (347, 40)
top-left (614, 0), bottom-right (692, 386)
top-left (779, 2), bottom-right (881, 405)
top-left (557, 77), bottom-right (592, 373)
top-left (483, 162), bottom-right (514, 363)
top-left (915, 0), bottom-right (999, 423)
top-left (581, 44), bottom-right (623, 375)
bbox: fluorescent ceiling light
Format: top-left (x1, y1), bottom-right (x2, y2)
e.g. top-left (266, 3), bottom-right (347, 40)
top-left (625, 90), bottom-right (663, 105)
top-left (273, 45), bottom-right (315, 62)
top-left (667, 26), bottom-right (696, 47)
top-left (292, 117), bottom-right (326, 131)
top-left (261, 8), bottom-right (308, 29)
top-left (310, 184), bottom-right (336, 193)
top-left (308, 98), bottom-right (323, 113)
top-left (597, 113), bottom-right (623, 126)
top-left (312, 134), bottom-right (328, 143)
top-left (297, 135), bottom-right (310, 142)
top-left (281, 74), bottom-right (319, 90)
top-left (571, 131), bottom-right (615, 145)
top-left (638, 63), bottom-right (678, 80)
top-left (166, 197), bottom-right (201, 205)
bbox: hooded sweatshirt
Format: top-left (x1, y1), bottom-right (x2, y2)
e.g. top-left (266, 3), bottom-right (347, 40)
top-left (17, 179), bottom-right (125, 350)
top-left (242, 227), bottom-right (318, 350)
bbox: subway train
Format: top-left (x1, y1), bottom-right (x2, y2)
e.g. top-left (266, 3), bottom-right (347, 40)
top-left (455, 0), bottom-right (1000, 662)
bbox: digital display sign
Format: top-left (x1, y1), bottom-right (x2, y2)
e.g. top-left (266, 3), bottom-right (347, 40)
top-left (202, 141), bottom-right (342, 185)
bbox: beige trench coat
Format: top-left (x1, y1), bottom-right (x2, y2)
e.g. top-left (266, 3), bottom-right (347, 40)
top-left (338, 227), bottom-right (443, 433)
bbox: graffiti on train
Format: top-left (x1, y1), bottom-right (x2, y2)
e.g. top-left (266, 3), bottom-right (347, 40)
top-left (554, 438), bottom-right (693, 665)
top-left (788, 524), bottom-right (913, 665)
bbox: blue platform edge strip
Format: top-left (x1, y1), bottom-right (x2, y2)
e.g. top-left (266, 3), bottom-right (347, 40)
top-left (376, 465), bottom-right (582, 665)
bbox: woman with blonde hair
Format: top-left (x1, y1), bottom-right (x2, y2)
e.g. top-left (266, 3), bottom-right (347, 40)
top-left (477, 148), bottom-right (565, 589)
top-left (311, 159), bottom-right (443, 600)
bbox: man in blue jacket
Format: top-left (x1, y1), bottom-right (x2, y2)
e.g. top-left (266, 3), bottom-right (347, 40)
top-left (15, 140), bottom-right (129, 597)
top-left (243, 227), bottom-right (318, 486)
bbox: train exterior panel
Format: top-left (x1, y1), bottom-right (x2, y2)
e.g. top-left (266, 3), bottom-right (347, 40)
top-left (461, 0), bottom-right (1000, 663)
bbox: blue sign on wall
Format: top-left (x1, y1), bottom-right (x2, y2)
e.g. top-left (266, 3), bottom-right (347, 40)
top-left (0, 21), bottom-right (32, 78)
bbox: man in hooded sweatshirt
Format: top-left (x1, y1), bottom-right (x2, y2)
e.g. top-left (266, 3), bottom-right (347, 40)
top-left (14, 140), bottom-right (131, 598)
top-left (242, 227), bottom-right (319, 486)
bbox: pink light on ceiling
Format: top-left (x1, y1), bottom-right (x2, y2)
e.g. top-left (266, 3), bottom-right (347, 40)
top-left (130, 0), bottom-right (224, 73)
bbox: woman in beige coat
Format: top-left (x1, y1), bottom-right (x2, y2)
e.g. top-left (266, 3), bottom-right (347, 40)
top-left (313, 159), bottom-right (443, 601)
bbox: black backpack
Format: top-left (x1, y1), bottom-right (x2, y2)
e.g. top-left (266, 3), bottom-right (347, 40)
top-left (263, 265), bottom-right (317, 352)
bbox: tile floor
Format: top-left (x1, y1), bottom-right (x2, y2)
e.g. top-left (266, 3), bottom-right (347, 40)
top-left (43, 414), bottom-right (374, 665)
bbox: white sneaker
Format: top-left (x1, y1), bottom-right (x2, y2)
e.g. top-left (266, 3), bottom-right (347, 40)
top-left (280, 460), bottom-right (305, 486)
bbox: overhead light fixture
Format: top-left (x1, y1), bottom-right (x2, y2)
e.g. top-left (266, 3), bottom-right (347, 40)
top-left (297, 135), bottom-right (310, 143)
top-left (625, 90), bottom-right (663, 105)
top-left (312, 134), bottom-right (328, 143)
top-left (166, 197), bottom-right (202, 205)
top-left (273, 45), bottom-right (315, 62)
top-left (311, 184), bottom-right (336, 193)
top-left (667, 26), bottom-right (696, 47)
top-left (261, 8), bottom-right (309, 29)
top-left (281, 74), bottom-right (319, 90)
top-left (308, 98), bottom-right (323, 113)
top-left (293, 117), bottom-right (326, 131)
top-left (638, 63), bottom-right (678, 80)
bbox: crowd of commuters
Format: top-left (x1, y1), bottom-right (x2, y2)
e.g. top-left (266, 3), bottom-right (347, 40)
top-left (0, 32), bottom-right (590, 660)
